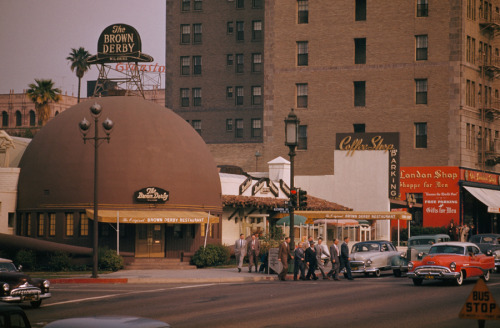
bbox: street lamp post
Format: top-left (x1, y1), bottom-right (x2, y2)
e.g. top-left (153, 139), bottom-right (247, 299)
top-left (79, 103), bottom-right (114, 278)
top-left (284, 108), bottom-right (299, 250)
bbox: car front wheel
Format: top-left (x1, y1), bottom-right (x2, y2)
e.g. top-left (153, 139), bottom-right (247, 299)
top-left (454, 271), bottom-right (464, 286)
top-left (412, 278), bottom-right (423, 286)
top-left (482, 270), bottom-right (490, 282)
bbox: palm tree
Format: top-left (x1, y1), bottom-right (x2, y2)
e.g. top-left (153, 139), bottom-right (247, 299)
top-left (66, 47), bottom-right (91, 103)
top-left (26, 79), bottom-right (62, 126)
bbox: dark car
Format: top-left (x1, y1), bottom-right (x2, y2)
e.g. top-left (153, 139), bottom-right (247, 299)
top-left (0, 304), bottom-right (32, 328)
top-left (44, 316), bottom-right (170, 328)
top-left (0, 258), bottom-right (51, 308)
top-left (469, 234), bottom-right (500, 272)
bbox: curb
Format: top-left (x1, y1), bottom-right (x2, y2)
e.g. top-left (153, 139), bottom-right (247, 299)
top-left (50, 278), bottom-right (128, 284)
top-left (49, 276), bottom-right (280, 284)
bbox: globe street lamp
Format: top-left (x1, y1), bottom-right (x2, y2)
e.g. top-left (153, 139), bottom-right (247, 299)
top-left (284, 108), bottom-right (299, 250)
top-left (79, 103), bottom-right (114, 278)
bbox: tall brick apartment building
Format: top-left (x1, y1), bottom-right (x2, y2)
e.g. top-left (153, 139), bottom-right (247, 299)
top-left (166, 0), bottom-right (500, 177)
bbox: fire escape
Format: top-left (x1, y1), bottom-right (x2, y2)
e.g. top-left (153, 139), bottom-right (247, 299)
top-left (478, 2), bottom-right (500, 168)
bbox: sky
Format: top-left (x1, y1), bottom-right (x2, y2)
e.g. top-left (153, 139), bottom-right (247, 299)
top-left (0, 0), bottom-right (165, 97)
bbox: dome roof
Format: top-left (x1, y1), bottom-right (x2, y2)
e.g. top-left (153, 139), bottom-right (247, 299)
top-left (17, 96), bottom-right (222, 213)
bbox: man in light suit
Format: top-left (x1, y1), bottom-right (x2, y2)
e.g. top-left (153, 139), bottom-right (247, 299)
top-left (339, 236), bottom-right (354, 280)
top-left (235, 233), bottom-right (247, 272)
top-left (278, 236), bottom-right (293, 281)
top-left (327, 238), bottom-right (340, 280)
top-left (315, 237), bottom-right (329, 279)
top-left (247, 233), bottom-right (260, 272)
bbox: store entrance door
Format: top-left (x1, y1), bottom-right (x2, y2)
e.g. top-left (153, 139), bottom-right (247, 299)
top-left (135, 224), bottom-right (165, 257)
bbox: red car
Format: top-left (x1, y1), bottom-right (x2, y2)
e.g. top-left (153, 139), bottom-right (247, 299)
top-left (407, 242), bottom-right (495, 286)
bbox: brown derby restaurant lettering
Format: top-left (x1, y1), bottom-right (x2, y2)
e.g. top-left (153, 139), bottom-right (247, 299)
top-left (134, 187), bottom-right (169, 203)
top-left (336, 133), bottom-right (400, 199)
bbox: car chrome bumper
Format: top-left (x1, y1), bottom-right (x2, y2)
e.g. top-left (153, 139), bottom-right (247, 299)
top-left (350, 261), bottom-right (378, 273)
top-left (391, 265), bottom-right (408, 272)
top-left (0, 292), bottom-right (51, 303)
top-left (407, 265), bottom-right (459, 280)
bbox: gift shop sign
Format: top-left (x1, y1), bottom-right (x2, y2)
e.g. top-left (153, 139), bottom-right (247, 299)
top-left (336, 132), bottom-right (399, 199)
top-left (400, 167), bottom-right (460, 227)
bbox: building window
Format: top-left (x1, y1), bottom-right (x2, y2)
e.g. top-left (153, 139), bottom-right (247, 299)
top-left (15, 110), bottom-right (22, 126)
top-left (1, 111), bottom-right (8, 127)
top-left (180, 24), bottom-right (190, 44)
top-left (8, 213), bottom-right (14, 229)
top-left (181, 88), bottom-right (190, 107)
top-left (193, 56), bottom-right (202, 75)
top-left (466, 35), bottom-right (476, 64)
top-left (415, 122), bottom-right (427, 148)
top-left (37, 213), bottom-right (44, 237)
top-left (65, 212), bottom-right (74, 237)
top-left (80, 213), bottom-right (88, 236)
top-left (29, 110), bottom-right (35, 126)
top-left (466, 79), bottom-right (476, 107)
top-left (236, 21), bottom-right (244, 41)
top-left (226, 86), bottom-right (234, 99)
top-left (415, 79), bottom-right (428, 104)
top-left (251, 118), bottom-right (262, 137)
top-left (227, 21), bottom-right (234, 34)
top-left (355, 0), bottom-right (367, 21)
top-left (252, 53), bottom-right (262, 72)
top-left (298, 0), bottom-right (309, 24)
top-left (193, 24), bottom-right (202, 43)
top-left (252, 86), bottom-right (262, 105)
top-left (27, 213), bottom-right (32, 236)
top-left (354, 81), bottom-right (366, 107)
top-left (193, 88), bottom-right (202, 106)
top-left (227, 54), bottom-right (234, 66)
top-left (236, 54), bottom-right (244, 73)
top-left (236, 86), bottom-right (244, 105)
top-left (297, 41), bottom-right (309, 66)
top-left (226, 119), bottom-right (233, 131)
top-left (192, 120), bottom-right (202, 134)
top-left (253, 0), bottom-right (262, 8)
top-left (236, 0), bottom-right (244, 9)
top-left (298, 125), bottom-right (308, 150)
top-left (417, 0), bottom-right (428, 17)
top-left (180, 56), bottom-right (190, 75)
top-left (194, 0), bottom-right (202, 10)
top-left (353, 123), bottom-right (366, 133)
top-left (182, 0), bottom-right (190, 11)
top-left (354, 38), bottom-right (366, 64)
top-left (296, 83), bottom-right (308, 108)
top-left (252, 21), bottom-right (262, 41)
top-left (235, 119), bottom-right (244, 137)
top-left (415, 35), bottom-right (428, 60)
top-left (467, 0), bottom-right (476, 21)
top-left (49, 213), bottom-right (56, 236)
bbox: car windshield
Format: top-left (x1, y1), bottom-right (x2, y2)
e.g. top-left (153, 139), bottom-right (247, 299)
top-left (429, 245), bottom-right (465, 255)
top-left (0, 262), bottom-right (17, 272)
top-left (409, 238), bottom-right (436, 246)
top-left (352, 243), bottom-right (380, 252)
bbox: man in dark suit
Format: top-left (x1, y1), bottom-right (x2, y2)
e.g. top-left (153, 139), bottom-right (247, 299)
top-left (247, 233), bottom-right (260, 272)
top-left (293, 242), bottom-right (306, 280)
top-left (278, 236), bottom-right (293, 281)
top-left (339, 236), bottom-right (354, 280)
top-left (327, 238), bottom-right (341, 280)
top-left (305, 240), bottom-right (318, 280)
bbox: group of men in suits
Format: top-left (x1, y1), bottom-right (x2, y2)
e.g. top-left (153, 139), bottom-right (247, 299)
top-left (291, 236), bottom-right (354, 281)
top-left (234, 233), bottom-right (261, 273)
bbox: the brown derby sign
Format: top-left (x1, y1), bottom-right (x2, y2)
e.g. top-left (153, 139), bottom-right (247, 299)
top-left (134, 187), bottom-right (169, 203)
top-left (88, 23), bottom-right (153, 64)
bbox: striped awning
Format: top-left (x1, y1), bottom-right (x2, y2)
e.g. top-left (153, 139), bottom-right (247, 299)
top-left (86, 209), bottom-right (219, 224)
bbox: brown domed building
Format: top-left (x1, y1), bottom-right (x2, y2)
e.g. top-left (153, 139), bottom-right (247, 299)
top-left (16, 96), bottom-right (222, 259)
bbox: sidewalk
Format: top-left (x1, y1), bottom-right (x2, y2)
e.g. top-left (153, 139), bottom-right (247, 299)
top-left (49, 268), bottom-right (281, 284)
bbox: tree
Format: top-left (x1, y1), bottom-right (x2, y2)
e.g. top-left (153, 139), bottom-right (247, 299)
top-left (66, 47), bottom-right (91, 103)
top-left (26, 79), bottom-right (61, 126)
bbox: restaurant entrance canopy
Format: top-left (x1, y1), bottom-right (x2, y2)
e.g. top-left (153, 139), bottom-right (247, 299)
top-left (283, 211), bottom-right (412, 224)
top-left (463, 186), bottom-right (500, 213)
top-left (86, 209), bottom-right (219, 224)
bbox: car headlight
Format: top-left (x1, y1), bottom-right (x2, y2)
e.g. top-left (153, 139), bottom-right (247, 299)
top-left (450, 262), bottom-right (456, 272)
top-left (408, 262), bottom-right (414, 270)
top-left (43, 280), bottom-right (50, 289)
top-left (400, 252), bottom-right (407, 258)
top-left (2, 283), bottom-right (9, 292)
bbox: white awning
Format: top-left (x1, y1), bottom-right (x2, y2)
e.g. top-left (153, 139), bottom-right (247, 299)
top-left (463, 186), bottom-right (500, 213)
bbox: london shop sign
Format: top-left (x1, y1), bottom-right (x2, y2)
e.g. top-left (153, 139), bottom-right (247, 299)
top-left (88, 23), bottom-right (153, 64)
top-left (134, 187), bottom-right (169, 203)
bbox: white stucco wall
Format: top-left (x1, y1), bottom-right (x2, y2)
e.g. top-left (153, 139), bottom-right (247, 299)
top-left (0, 168), bottom-right (20, 234)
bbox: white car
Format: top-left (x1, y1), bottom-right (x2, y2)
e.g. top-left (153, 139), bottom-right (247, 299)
top-left (350, 241), bottom-right (400, 277)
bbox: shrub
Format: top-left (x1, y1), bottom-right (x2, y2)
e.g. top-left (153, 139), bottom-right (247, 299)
top-left (98, 247), bottom-right (124, 271)
top-left (48, 252), bottom-right (72, 271)
top-left (15, 249), bottom-right (37, 271)
top-left (191, 244), bottom-right (230, 268)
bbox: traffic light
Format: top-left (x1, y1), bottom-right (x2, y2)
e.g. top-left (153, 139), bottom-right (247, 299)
top-left (298, 189), bottom-right (308, 209)
top-left (290, 188), bottom-right (297, 208)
